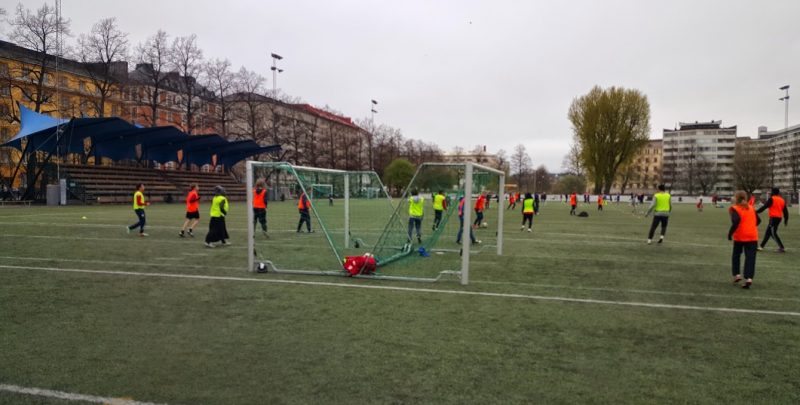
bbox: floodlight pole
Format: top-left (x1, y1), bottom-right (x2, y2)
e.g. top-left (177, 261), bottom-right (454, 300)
top-left (461, 163), bottom-right (473, 286)
top-left (247, 161), bottom-right (255, 272)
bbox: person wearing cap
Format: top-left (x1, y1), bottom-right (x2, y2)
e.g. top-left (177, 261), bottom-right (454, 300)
top-left (645, 184), bottom-right (671, 244)
top-left (756, 188), bottom-right (789, 253)
top-left (205, 186), bottom-right (230, 248)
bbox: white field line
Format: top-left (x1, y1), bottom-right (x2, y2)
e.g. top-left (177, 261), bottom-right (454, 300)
top-left (468, 253), bottom-right (794, 269)
top-left (1, 254), bottom-right (797, 304)
top-left (0, 383), bottom-right (173, 405)
top-left (469, 280), bottom-right (800, 303)
top-left (2, 264), bottom-right (799, 317)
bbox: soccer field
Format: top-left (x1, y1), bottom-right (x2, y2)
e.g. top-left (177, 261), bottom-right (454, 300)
top-left (1, 199), bottom-right (799, 405)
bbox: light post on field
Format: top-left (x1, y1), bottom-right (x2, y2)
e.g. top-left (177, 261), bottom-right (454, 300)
top-left (779, 85), bottom-right (790, 133)
top-left (271, 53), bottom-right (283, 98)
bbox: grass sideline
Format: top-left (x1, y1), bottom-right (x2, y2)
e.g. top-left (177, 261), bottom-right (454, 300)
top-left (1, 199), bottom-right (799, 405)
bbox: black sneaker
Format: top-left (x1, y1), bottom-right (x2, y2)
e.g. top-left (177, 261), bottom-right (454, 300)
top-left (179, 231), bottom-right (185, 238)
top-left (658, 238), bottom-right (663, 244)
top-left (297, 230), bottom-right (303, 233)
top-left (308, 230), bottom-right (315, 233)
top-left (417, 237), bottom-right (422, 244)
top-left (188, 230), bottom-right (194, 237)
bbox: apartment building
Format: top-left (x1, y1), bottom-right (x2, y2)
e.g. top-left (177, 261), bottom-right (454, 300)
top-left (662, 120), bottom-right (737, 196)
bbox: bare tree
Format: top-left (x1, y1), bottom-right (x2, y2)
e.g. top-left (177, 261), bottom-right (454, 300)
top-left (510, 144), bottom-right (533, 190)
top-left (533, 165), bottom-right (551, 192)
top-left (451, 146), bottom-right (465, 162)
top-left (204, 58), bottom-right (235, 137)
top-left (133, 30), bottom-right (171, 127)
top-left (494, 149), bottom-right (508, 171)
top-left (171, 34), bottom-right (204, 134)
top-left (561, 141), bottom-right (585, 176)
top-left (5, 3), bottom-right (71, 114)
top-left (76, 17), bottom-right (128, 117)
top-left (733, 141), bottom-right (770, 196)
top-left (230, 66), bottom-right (268, 143)
top-left (695, 155), bottom-right (720, 196)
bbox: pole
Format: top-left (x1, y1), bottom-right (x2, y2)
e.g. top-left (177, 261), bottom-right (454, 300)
top-left (344, 173), bottom-right (350, 249)
top-left (497, 173), bottom-right (504, 256)
top-left (247, 161), bottom-right (255, 272)
top-left (461, 163), bottom-right (473, 286)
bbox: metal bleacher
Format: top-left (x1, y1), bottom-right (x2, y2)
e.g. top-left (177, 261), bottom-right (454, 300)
top-left (61, 164), bottom-right (247, 204)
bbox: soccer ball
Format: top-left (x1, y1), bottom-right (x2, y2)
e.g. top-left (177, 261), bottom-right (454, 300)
top-left (482, 222), bottom-right (488, 228)
top-left (256, 262), bottom-right (268, 273)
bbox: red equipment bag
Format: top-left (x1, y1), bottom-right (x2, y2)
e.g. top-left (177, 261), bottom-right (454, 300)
top-left (344, 254), bottom-right (377, 275)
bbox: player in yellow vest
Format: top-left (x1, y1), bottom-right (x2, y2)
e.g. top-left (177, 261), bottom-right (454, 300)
top-left (432, 190), bottom-right (447, 231)
top-left (126, 183), bottom-right (150, 237)
top-left (408, 189), bottom-right (424, 244)
top-left (521, 193), bottom-right (535, 232)
top-left (205, 186), bottom-right (230, 248)
top-left (645, 184), bottom-right (671, 244)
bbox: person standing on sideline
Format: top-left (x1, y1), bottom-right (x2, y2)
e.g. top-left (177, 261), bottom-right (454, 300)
top-left (542, 192), bottom-right (547, 205)
top-left (756, 188), bottom-right (789, 253)
top-left (205, 186), bottom-right (230, 248)
top-left (408, 189), bottom-right (424, 244)
top-left (597, 194), bottom-right (604, 211)
top-left (432, 190), bottom-right (447, 231)
top-left (631, 194), bottom-right (638, 214)
top-left (697, 198), bottom-right (704, 212)
top-left (127, 183), bottom-right (149, 237)
top-left (507, 193), bottom-right (516, 210)
top-left (253, 178), bottom-right (269, 239)
top-left (570, 191), bottom-right (578, 215)
top-left (329, 193), bottom-right (334, 206)
top-left (645, 184), bottom-right (672, 244)
top-left (180, 184), bottom-right (200, 237)
top-left (297, 190), bottom-right (314, 233)
top-left (534, 191), bottom-right (540, 215)
top-left (521, 192), bottom-right (535, 232)
top-left (456, 196), bottom-right (480, 245)
top-left (729, 190), bottom-right (761, 289)
top-left (472, 192), bottom-right (486, 228)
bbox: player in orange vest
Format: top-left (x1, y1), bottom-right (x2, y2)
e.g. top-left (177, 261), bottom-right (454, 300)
top-left (253, 178), bottom-right (269, 239)
top-left (472, 192), bottom-right (487, 228)
top-left (297, 191), bottom-right (314, 233)
top-left (756, 188), bottom-right (789, 252)
top-left (597, 194), bottom-right (604, 211)
top-left (729, 190), bottom-right (762, 289)
top-left (569, 191), bottom-right (577, 215)
top-left (507, 193), bottom-right (516, 210)
top-left (180, 183), bottom-right (200, 237)
top-left (748, 195), bottom-right (756, 207)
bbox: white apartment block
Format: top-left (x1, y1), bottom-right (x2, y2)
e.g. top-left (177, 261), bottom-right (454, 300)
top-left (662, 121), bottom-right (737, 195)
top-left (755, 123), bottom-right (800, 197)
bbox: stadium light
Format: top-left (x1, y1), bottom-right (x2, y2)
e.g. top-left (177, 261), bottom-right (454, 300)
top-left (779, 85), bottom-right (790, 90)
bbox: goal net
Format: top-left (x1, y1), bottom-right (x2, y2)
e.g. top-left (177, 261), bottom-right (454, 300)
top-left (246, 161), bottom-right (504, 285)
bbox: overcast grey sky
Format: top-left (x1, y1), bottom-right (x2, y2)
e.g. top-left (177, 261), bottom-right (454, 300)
top-left (3, 0), bottom-right (799, 170)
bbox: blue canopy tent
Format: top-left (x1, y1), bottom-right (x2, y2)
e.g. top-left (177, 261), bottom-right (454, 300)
top-left (184, 140), bottom-right (258, 168)
top-left (91, 126), bottom-right (189, 162)
top-left (143, 134), bottom-right (223, 166)
top-left (216, 144), bottom-right (283, 167)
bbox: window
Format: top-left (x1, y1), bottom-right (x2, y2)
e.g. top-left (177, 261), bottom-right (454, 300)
top-left (111, 105), bottom-right (118, 116)
top-left (80, 99), bottom-right (87, 111)
top-left (0, 63), bottom-right (8, 75)
top-left (60, 76), bottom-right (68, 87)
top-left (60, 96), bottom-right (71, 110)
top-left (79, 82), bottom-right (86, 92)
top-left (132, 107), bottom-right (138, 119)
top-left (1, 127), bottom-right (9, 141)
top-left (1, 85), bottom-right (10, 97)
top-left (20, 68), bottom-right (32, 78)
top-left (0, 105), bottom-right (9, 117)
top-left (167, 112), bottom-right (173, 123)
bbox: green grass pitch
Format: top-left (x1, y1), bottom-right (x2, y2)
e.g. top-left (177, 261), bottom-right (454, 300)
top-left (1, 198), bottom-right (799, 404)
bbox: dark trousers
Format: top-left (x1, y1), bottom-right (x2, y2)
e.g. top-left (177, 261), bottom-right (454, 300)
top-left (433, 209), bottom-right (443, 230)
top-left (128, 209), bottom-right (146, 233)
top-left (570, 204), bottom-right (576, 215)
top-left (732, 241), bottom-right (757, 279)
top-left (206, 216), bottom-right (229, 243)
top-left (297, 209), bottom-right (311, 231)
top-left (522, 213), bottom-right (533, 228)
top-left (507, 202), bottom-right (515, 210)
top-left (457, 216), bottom-right (475, 244)
top-left (473, 209), bottom-right (484, 227)
top-left (253, 208), bottom-right (267, 231)
top-left (597, 205), bottom-right (603, 211)
top-left (408, 217), bottom-right (422, 239)
top-left (761, 218), bottom-right (784, 249)
top-left (648, 216), bottom-right (669, 239)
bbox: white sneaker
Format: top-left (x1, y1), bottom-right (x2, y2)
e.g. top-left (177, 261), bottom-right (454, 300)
top-left (647, 239), bottom-right (652, 245)
top-left (528, 228), bottom-right (532, 232)
top-left (205, 243), bottom-right (215, 248)
top-left (222, 242), bottom-right (232, 247)
top-left (520, 225), bottom-right (524, 231)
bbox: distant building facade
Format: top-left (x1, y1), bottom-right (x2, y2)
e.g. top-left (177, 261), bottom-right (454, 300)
top-left (662, 121), bottom-right (737, 196)
top-left (754, 123), bottom-right (800, 198)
